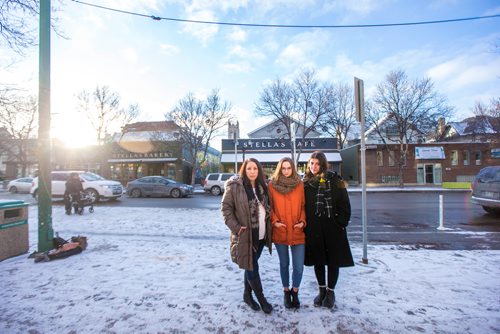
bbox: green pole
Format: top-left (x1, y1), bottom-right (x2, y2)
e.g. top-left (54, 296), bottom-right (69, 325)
top-left (38, 0), bottom-right (53, 252)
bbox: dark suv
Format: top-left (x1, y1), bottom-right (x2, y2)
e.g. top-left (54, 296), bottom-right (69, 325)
top-left (471, 166), bottom-right (500, 215)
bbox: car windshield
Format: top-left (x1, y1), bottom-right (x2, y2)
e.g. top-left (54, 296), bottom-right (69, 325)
top-left (80, 172), bottom-right (105, 181)
top-left (164, 178), bottom-right (178, 184)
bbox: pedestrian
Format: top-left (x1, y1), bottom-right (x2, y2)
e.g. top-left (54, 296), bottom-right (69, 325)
top-left (268, 157), bottom-right (306, 309)
top-left (303, 151), bottom-right (354, 308)
top-left (64, 172), bottom-right (84, 215)
top-left (221, 158), bottom-right (273, 314)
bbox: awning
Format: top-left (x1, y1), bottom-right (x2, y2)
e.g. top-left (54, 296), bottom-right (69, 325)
top-left (108, 158), bottom-right (178, 163)
top-left (220, 152), bottom-right (342, 163)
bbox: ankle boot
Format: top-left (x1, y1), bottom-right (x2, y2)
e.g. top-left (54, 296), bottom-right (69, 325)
top-left (243, 279), bottom-right (260, 311)
top-left (290, 289), bottom-right (300, 309)
top-left (321, 288), bottom-right (335, 308)
top-left (283, 290), bottom-right (292, 309)
top-left (248, 276), bottom-right (273, 314)
top-left (313, 286), bottom-right (327, 307)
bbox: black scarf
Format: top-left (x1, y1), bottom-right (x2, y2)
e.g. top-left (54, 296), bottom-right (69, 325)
top-left (244, 182), bottom-right (269, 252)
top-left (304, 174), bottom-right (333, 218)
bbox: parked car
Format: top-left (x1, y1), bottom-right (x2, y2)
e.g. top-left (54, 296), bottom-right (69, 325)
top-left (470, 166), bottom-right (500, 215)
top-left (7, 177), bottom-right (34, 193)
top-left (203, 173), bottom-right (235, 196)
top-left (126, 176), bottom-right (193, 198)
top-left (30, 171), bottom-right (123, 203)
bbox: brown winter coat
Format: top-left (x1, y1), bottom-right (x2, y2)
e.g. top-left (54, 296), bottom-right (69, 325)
top-left (221, 176), bottom-right (272, 271)
top-left (268, 181), bottom-right (306, 245)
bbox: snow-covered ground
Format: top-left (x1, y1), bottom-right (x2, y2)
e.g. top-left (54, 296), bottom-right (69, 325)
top-left (0, 205), bottom-right (499, 334)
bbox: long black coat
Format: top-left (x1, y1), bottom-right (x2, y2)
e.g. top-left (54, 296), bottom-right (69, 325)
top-left (303, 172), bottom-right (354, 267)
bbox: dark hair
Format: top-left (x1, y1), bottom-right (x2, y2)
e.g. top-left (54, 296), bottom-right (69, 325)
top-left (272, 157), bottom-right (298, 179)
top-left (304, 151), bottom-right (328, 178)
top-left (239, 158), bottom-right (267, 193)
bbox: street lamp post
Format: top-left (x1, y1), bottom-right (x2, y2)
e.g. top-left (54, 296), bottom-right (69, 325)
top-left (234, 134), bottom-right (238, 173)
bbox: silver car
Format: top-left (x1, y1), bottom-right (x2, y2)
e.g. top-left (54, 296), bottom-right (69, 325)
top-left (126, 176), bottom-right (193, 198)
top-left (7, 177), bottom-right (34, 193)
top-left (471, 166), bottom-right (500, 215)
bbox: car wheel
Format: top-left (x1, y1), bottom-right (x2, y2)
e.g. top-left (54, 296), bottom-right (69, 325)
top-left (86, 189), bottom-right (99, 204)
top-left (482, 206), bottom-right (500, 215)
top-left (9, 186), bottom-right (17, 194)
top-left (210, 186), bottom-right (221, 196)
top-left (130, 188), bottom-right (142, 198)
top-left (170, 188), bottom-right (181, 198)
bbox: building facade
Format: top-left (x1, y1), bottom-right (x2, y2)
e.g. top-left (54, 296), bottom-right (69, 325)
top-left (220, 120), bottom-right (341, 177)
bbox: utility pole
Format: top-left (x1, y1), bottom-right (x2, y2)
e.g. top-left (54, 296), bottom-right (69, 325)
top-left (38, 0), bottom-right (54, 251)
top-left (355, 77), bottom-right (368, 264)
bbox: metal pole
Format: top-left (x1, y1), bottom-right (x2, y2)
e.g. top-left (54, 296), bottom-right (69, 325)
top-left (291, 122), bottom-right (296, 167)
top-left (37, 0), bottom-right (54, 252)
top-left (355, 77), bottom-right (368, 264)
top-left (437, 194), bottom-right (445, 230)
top-left (234, 134), bottom-right (238, 173)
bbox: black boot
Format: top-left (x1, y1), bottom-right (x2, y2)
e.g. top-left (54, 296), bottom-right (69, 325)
top-left (321, 288), bottom-right (335, 308)
top-left (248, 276), bottom-right (273, 314)
top-left (290, 289), bottom-right (300, 309)
top-left (313, 286), bottom-right (326, 307)
top-left (283, 290), bottom-right (292, 309)
top-left (243, 279), bottom-right (260, 311)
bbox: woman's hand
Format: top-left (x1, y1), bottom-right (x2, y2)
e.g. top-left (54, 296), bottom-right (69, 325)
top-left (294, 222), bottom-right (305, 229)
top-left (274, 222), bottom-right (287, 229)
top-left (238, 226), bottom-right (247, 236)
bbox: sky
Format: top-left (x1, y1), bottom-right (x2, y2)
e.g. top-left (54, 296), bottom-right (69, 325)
top-left (1, 0), bottom-right (499, 148)
top-left (0, 204), bottom-right (499, 333)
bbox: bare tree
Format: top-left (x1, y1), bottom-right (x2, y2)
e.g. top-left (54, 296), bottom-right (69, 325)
top-left (367, 69), bottom-right (453, 186)
top-left (77, 85), bottom-right (140, 145)
top-left (254, 69), bottom-right (327, 164)
top-left (0, 0), bottom-right (39, 54)
top-left (166, 89), bottom-right (231, 185)
top-left (323, 82), bottom-right (357, 149)
top-left (470, 97), bottom-right (500, 142)
top-left (0, 87), bottom-right (38, 176)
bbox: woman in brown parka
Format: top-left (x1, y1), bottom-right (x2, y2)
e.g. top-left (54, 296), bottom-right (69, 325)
top-left (268, 157), bottom-right (306, 309)
top-left (221, 158), bottom-right (273, 314)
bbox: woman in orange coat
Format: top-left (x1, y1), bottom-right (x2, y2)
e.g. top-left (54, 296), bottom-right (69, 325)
top-left (268, 157), bottom-right (306, 309)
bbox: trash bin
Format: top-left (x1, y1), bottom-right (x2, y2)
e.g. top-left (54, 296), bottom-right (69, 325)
top-left (0, 200), bottom-right (29, 261)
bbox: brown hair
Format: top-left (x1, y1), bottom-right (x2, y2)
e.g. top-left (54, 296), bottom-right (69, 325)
top-left (304, 151), bottom-right (328, 178)
top-left (239, 158), bottom-right (268, 192)
top-left (272, 157), bottom-right (298, 180)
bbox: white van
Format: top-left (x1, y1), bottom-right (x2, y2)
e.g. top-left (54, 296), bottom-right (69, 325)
top-left (30, 171), bottom-right (123, 203)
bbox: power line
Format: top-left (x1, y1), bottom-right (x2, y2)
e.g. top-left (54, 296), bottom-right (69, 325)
top-left (71, 0), bottom-right (500, 29)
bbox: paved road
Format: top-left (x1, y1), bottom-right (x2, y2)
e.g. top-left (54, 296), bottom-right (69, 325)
top-left (2, 190), bottom-right (498, 250)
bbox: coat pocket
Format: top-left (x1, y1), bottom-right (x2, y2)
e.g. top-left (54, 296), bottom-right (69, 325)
top-left (230, 233), bottom-right (239, 263)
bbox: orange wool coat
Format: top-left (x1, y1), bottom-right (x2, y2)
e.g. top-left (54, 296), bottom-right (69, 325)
top-left (268, 181), bottom-right (306, 245)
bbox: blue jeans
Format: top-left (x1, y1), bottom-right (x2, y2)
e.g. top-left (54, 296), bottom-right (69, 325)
top-left (244, 240), bottom-right (265, 281)
top-left (275, 243), bottom-right (305, 289)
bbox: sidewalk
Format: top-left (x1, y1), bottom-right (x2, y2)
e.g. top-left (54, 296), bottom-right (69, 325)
top-left (0, 206), bottom-right (498, 333)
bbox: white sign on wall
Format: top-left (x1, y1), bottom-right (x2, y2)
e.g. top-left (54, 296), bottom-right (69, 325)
top-left (415, 146), bottom-right (445, 160)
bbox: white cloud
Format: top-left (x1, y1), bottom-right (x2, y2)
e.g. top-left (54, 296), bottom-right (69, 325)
top-left (219, 62), bottom-right (252, 73)
top-left (181, 9), bottom-right (219, 45)
top-left (227, 27), bottom-right (248, 42)
top-left (228, 45), bottom-right (265, 61)
top-left (122, 47), bottom-right (139, 64)
top-left (275, 30), bottom-right (330, 68)
top-left (159, 43), bottom-right (180, 55)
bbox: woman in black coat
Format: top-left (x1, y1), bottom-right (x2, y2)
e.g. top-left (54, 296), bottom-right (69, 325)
top-left (303, 151), bottom-right (354, 308)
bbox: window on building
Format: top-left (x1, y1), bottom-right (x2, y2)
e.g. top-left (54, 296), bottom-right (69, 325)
top-left (463, 150), bottom-right (470, 166)
top-left (388, 151), bottom-right (395, 167)
top-left (451, 150), bottom-right (458, 166)
top-left (377, 151), bottom-right (383, 167)
top-left (475, 151), bottom-right (482, 165)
